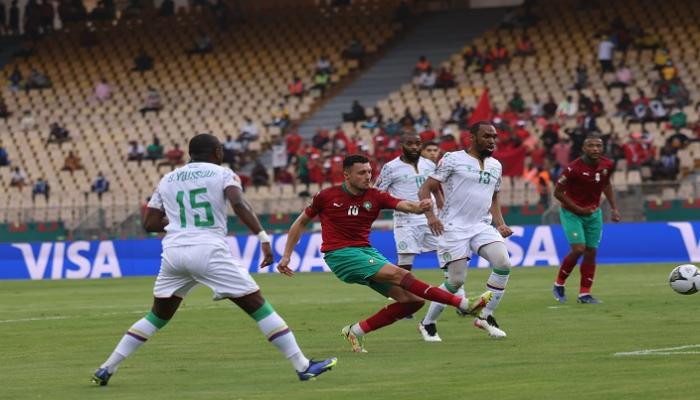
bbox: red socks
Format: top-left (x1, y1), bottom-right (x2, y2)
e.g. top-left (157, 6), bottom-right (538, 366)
top-left (579, 259), bottom-right (596, 295)
top-left (358, 301), bottom-right (424, 333)
top-left (399, 274), bottom-right (463, 308)
top-left (555, 253), bottom-right (580, 286)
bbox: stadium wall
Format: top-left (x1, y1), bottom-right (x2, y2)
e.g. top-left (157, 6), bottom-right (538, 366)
top-left (1, 221), bottom-right (699, 280)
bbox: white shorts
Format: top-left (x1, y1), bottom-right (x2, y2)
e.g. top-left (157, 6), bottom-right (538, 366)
top-left (153, 244), bottom-right (260, 301)
top-left (394, 224), bottom-right (439, 254)
top-left (437, 224), bottom-right (504, 268)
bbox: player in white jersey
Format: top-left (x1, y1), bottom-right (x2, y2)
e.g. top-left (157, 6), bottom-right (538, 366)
top-left (418, 122), bottom-right (514, 339)
top-left (92, 134), bottom-right (336, 386)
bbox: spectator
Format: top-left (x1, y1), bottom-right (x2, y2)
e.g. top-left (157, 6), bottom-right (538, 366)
top-left (239, 117), bottom-right (259, 144)
top-left (95, 78), bottom-right (112, 102)
top-left (669, 108), bottom-right (687, 130)
top-left (414, 55), bottom-right (431, 75)
top-left (47, 122), bottom-right (70, 144)
top-left (435, 67), bottom-right (455, 89)
top-left (623, 132), bottom-right (652, 169)
top-left (384, 118), bottom-right (401, 136)
top-left (8, 65), bottom-right (22, 91)
top-left (463, 45), bottom-right (481, 69)
top-left (158, 143), bottom-right (184, 169)
top-left (25, 68), bottom-right (52, 91)
top-left (661, 61), bottom-right (677, 81)
top-left (362, 107), bottom-right (383, 130)
top-left (295, 150), bottom-right (310, 186)
top-left (127, 140), bottom-right (145, 163)
top-left (654, 48), bottom-right (670, 70)
top-left (222, 135), bottom-right (240, 169)
top-left (9, 166), bottom-right (27, 188)
top-left (274, 166), bottom-right (295, 185)
top-left (285, 131), bottom-right (302, 165)
top-left (251, 160), bottom-right (269, 187)
top-left (342, 37), bottom-right (365, 66)
top-left (491, 41), bottom-right (510, 67)
top-left (420, 141), bottom-right (440, 163)
top-left (597, 35), bottom-right (615, 75)
top-left (139, 86), bottom-right (162, 116)
top-left (79, 22), bottom-right (98, 47)
top-left (271, 137), bottom-right (287, 176)
top-left (615, 91), bottom-right (634, 117)
top-left (0, 143), bottom-right (9, 166)
top-left (342, 100), bottom-right (366, 123)
top-left (399, 107), bottom-right (415, 126)
top-left (589, 93), bottom-right (604, 117)
top-left (608, 61), bottom-right (633, 89)
top-left (649, 97), bottom-right (669, 124)
top-left (635, 28), bottom-right (660, 50)
top-left (552, 137), bottom-right (572, 168)
top-left (91, 172), bottom-right (110, 199)
top-left (447, 101), bottom-right (468, 124)
top-left (557, 95), bottom-right (577, 119)
top-left (146, 137), bottom-right (164, 162)
top-left (417, 67), bottom-right (436, 89)
top-left (288, 76), bottom-right (304, 98)
top-left (543, 94), bottom-right (558, 118)
top-left (186, 30), bottom-right (213, 56)
top-left (159, 0), bottom-right (174, 16)
top-left (515, 34), bottom-right (535, 56)
top-left (0, 97), bottom-right (11, 119)
top-left (32, 177), bottom-right (50, 201)
top-left (132, 48), bottom-right (154, 72)
top-left (573, 64), bottom-right (588, 90)
top-left (61, 151), bottom-right (84, 172)
top-left (311, 128), bottom-right (330, 150)
top-left (541, 123), bottom-right (559, 152)
top-left (439, 130), bottom-right (459, 153)
top-left (20, 110), bottom-right (36, 131)
top-left (508, 91), bottom-right (525, 113)
top-left (652, 145), bottom-right (679, 180)
top-left (666, 130), bottom-right (689, 152)
top-left (268, 102), bottom-right (290, 129)
top-left (315, 55), bottom-right (332, 74)
top-left (311, 70), bottom-right (330, 96)
top-left (530, 95), bottom-right (542, 118)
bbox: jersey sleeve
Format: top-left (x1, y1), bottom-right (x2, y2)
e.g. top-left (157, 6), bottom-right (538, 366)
top-left (147, 186), bottom-right (164, 210)
top-left (304, 190), bottom-right (324, 218)
top-left (375, 189), bottom-right (402, 210)
top-left (556, 165), bottom-right (574, 188)
top-left (374, 163), bottom-right (392, 191)
top-left (223, 168), bottom-right (243, 190)
top-left (430, 152), bottom-right (455, 182)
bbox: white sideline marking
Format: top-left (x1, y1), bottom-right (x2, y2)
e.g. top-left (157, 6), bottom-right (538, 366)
top-left (0, 305), bottom-right (222, 324)
top-left (547, 306), bottom-right (569, 309)
top-left (614, 344), bottom-right (700, 356)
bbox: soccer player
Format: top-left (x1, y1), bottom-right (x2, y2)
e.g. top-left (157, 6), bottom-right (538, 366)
top-left (92, 134), bottom-right (336, 386)
top-left (420, 141), bottom-right (440, 164)
top-left (552, 134), bottom-right (621, 304)
top-left (277, 154), bottom-right (492, 353)
top-left (418, 121), bottom-right (514, 339)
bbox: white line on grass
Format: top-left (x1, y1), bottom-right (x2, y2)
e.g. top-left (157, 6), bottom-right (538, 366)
top-left (614, 344), bottom-right (700, 356)
top-left (547, 306), bottom-right (569, 309)
top-left (0, 305), bottom-right (223, 324)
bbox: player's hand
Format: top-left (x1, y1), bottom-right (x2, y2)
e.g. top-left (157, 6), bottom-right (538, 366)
top-left (259, 242), bottom-right (274, 268)
top-left (611, 208), bottom-right (621, 222)
top-left (276, 255), bottom-right (295, 277)
top-left (427, 215), bottom-right (444, 236)
top-left (497, 225), bottom-right (513, 238)
top-left (577, 206), bottom-right (595, 216)
top-left (418, 199), bottom-right (433, 213)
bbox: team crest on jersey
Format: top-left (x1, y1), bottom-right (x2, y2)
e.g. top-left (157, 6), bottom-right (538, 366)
top-left (363, 201), bottom-right (372, 211)
top-left (602, 169), bottom-right (608, 175)
top-left (398, 241), bottom-right (408, 250)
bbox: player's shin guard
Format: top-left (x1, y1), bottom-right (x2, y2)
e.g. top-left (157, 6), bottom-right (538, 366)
top-left (556, 253), bottom-right (580, 285)
top-left (482, 268), bottom-right (510, 317)
top-left (399, 273), bottom-right (464, 308)
top-left (579, 260), bottom-right (596, 295)
top-left (249, 301), bottom-right (309, 372)
top-left (101, 311), bottom-right (169, 373)
top-left (358, 301), bottom-right (424, 334)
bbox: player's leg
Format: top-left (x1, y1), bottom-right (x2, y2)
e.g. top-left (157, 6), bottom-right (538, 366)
top-left (419, 257), bottom-right (468, 341)
top-left (554, 208), bottom-right (586, 302)
top-left (204, 245), bottom-right (336, 380)
top-left (231, 291), bottom-right (336, 380)
top-left (473, 240), bottom-right (510, 337)
top-left (93, 247), bottom-right (194, 385)
top-left (577, 209), bottom-right (603, 304)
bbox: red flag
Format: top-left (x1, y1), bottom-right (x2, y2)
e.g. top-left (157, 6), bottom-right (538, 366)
top-left (468, 88), bottom-right (492, 126)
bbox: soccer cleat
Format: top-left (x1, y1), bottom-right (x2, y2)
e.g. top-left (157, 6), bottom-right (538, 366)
top-left (297, 357), bottom-right (337, 381)
top-left (552, 285), bottom-right (567, 303)
top-left (577, 294), bottom-right (602, 304)
top-left (474, 315), bottom-right (507, 338)
top-left (456, 291), bottom-right (493, 317)
top-left (91, 367), bottom-right (112, 386)
top-left (417, 322), bottom-right (442, 342)
top-left (341, 325), bottom-right (367, 353)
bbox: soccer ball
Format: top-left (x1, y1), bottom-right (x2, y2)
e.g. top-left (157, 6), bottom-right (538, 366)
top-left (668, 264), bottom-right (700, 295)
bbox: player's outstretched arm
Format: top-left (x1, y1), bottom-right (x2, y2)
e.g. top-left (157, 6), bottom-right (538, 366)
top-left (277, 212), bottom-right (312, 277)
top-left (225, 186), bottom-right (273, 268)
top-left (396, 199), bottom-right (432, 214)
top-left (143, 208), bottom-right (168, 233)
top-left (419, 177), bottom-right (444, 235)
top-left (603, 182), bottom-right (621, 222)
top-left (490, 192), bottom-right (513, 238)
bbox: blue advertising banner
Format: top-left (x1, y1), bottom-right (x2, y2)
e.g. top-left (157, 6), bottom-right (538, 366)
top-left (1, 221), bottom-right (699, 280)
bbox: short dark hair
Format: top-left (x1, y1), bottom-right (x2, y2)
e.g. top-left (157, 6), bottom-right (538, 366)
top-left (343, 154), bottom-right (369, 170)
top-left (422, 141), bottom-right (438, 149)
top-left (470, 121), bottom-right (493, 136)
top-left (189, 133), bottom-right (220, 160)
top-left (401, 131), bottom-right (421, 142)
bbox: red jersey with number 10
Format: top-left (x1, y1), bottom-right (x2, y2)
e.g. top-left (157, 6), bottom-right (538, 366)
top-left (556, 156), bottom-right (614, 212)
top-left (305, 183), bottom-right (402, 252)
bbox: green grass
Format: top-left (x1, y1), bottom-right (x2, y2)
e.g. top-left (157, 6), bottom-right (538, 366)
top-left (1, 264), bottom-right (699, 400)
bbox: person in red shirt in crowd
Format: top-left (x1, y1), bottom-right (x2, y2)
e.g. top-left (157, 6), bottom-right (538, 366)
top-left (275, 166), bottom-right (295, 185)
top-left (329, 152), bottom-right (345, 185)
top-left (277, 154), bottom-right (491, 353)
top-left (373, 130), bottom-right (389, 157)
top-left (529, 143), bottom-right (547, 167)
top-left (286, 131), bottom-right (303, 165)
top-left (308, 154), bottom-right (325, 185)
top-left (157, 143), bottom-right (184, 169)
top-left (414, 55), bottom-right (431, 75)
top-left (459, 129), bottom-right (472, 148)
top-left (333, 127), bottom-right (349, 153)
top-left (419, 126), bottom-right (437, 143)
top-left (435, 67), bottom-right (456, 89)
top-left (623, 132), bottom-right (654, 168)
top-left (513, 121), bottom-right (530, 140)
top-left (490, 42), bottom-right (509, 67)
top-left (515, 34), bottom-right (535, 56)
top-left (288, 76), bottom-right (304, 98)
top-left (439, 129), bottom-right (460, 153)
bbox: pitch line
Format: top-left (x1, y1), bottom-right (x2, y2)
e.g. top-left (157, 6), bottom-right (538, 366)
top-left (614, 344), bottom-right (700, 356)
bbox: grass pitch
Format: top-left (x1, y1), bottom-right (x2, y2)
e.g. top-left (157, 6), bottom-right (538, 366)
top-left (1, 263), bottom-right (698, 400)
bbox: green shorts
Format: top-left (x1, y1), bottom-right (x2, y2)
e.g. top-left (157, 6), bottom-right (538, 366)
top-left (323, 247), bottom-right (393, 296)
top-left (559, 208), bottom-right (603, 248)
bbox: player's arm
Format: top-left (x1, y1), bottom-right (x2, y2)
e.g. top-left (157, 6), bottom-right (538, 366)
top-left (142, 207), bottom-right (168, 233)
top-left (602, 182), bottom-right (621, 222)
top-left (395, 199), bottom-right (432, 214)
top-left (490, 192), bottom-right (513, 237)
top-left (554, 177), bottom-right (594, 216)
top-left (419, 177), bottom-right (444, 235)
top-left (276, 212), bottom-right (313, 277)
top-left (225, 186), bottom-right (273, 268)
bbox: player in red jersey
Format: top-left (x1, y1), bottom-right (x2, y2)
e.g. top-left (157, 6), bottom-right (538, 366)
top-left (278, 155), bottom-right (492, 352)
top-left (552, 134), bottom-right (621, 304)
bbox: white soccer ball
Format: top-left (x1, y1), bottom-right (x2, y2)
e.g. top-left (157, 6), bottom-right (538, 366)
top-left (669, 264), bottom-right (700, 295)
